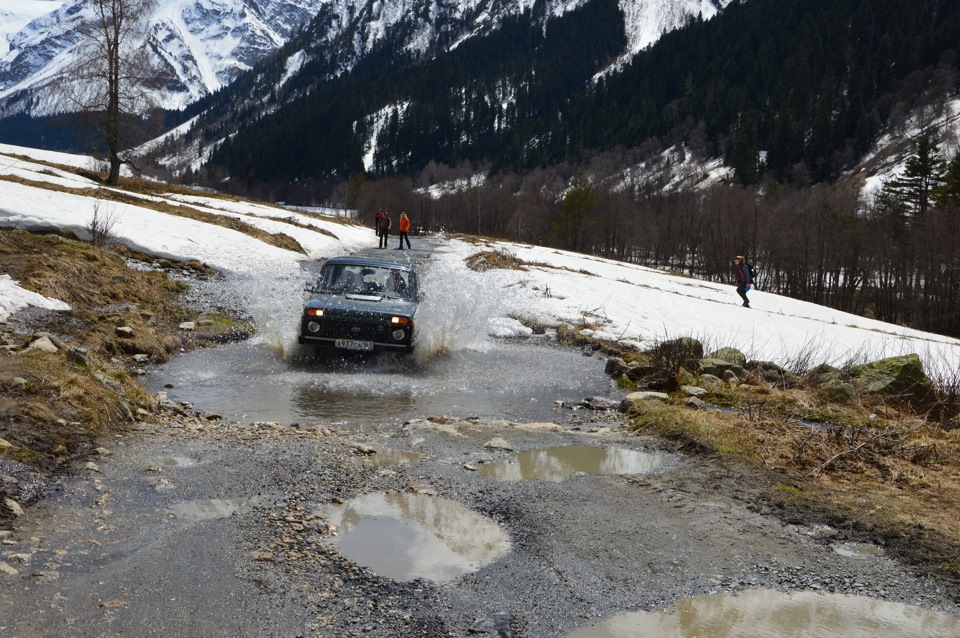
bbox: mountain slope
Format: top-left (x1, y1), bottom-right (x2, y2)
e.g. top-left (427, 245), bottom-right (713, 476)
top-left (0, 0), bottom-right (325, 115)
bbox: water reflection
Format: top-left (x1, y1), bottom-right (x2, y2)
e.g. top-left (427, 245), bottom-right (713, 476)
top-left (565, 589), bottom-right (960, 637)
top-left (349, 448), bottom-right (426, 467)
top-left (314, 492), bottom-right (511, 582)
top-left (146, 340), bottom-right (619, 428)
top-left (480, 445), bottom-right (672, 482)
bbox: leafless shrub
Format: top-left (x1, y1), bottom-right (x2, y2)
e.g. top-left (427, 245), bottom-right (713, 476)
top-left (87, 192), bottom-right (120, 248)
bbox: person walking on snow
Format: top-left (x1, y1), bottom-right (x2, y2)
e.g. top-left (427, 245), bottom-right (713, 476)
top-left (734, 255), bottom-right (752, 307)
top-left (377, 211), bottom-right (392, 248)
top-left (396, 212), bottom-right (412, 250)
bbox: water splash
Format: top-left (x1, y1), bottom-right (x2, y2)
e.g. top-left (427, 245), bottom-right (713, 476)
top-left (218, 259), bottom-right (306, 356)
top-left (413, 250), bottom-right (511, 363)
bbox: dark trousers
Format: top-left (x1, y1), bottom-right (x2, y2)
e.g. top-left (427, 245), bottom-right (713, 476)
top-left (736, 284), bottom-right (750, 306)
top-left (397, 231), bottom-right (411, 249)
top-left (378, 229), bottom-right (389, 248)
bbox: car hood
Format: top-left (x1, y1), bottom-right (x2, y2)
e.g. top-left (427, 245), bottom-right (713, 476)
top-left (305, 294), bottom-right (418, 316)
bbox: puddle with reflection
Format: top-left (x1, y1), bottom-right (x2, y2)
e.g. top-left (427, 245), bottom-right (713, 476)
top-left (170, 495), bottom-right (271, 520)
top-left (350, 448), bottom-right (427, 467)
top-left (314, 492), bottom-right (511, 582)
top-left (564, 588), bottom-right (960, 637)
top-left (833, 541), bottom-right (885, 559)
top-left (154, 456), bottom-right (199, 468)
top-left (479, 445), bottom-right (671, 482)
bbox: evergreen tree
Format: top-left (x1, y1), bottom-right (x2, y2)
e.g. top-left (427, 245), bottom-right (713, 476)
top-left (883, 134), bottom-right (946, 222)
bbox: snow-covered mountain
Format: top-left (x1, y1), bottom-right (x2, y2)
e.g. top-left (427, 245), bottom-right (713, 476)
top-left (0, 0), bottom-right (729, 117)
top-left (0, 0), bottom-right (326, 115)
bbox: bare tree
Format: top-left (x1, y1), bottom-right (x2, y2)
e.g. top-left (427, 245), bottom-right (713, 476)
top-left (60, 0), bottom-right (165, 185)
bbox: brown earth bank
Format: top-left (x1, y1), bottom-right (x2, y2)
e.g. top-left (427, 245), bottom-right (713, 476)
top-left (1, 226), bottom-right (959, 606)
top-left (0, 229), bottom-right (251, 524)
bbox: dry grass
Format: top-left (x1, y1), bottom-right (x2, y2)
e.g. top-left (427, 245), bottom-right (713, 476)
top-left (624, 383), bottom-right (960, 574)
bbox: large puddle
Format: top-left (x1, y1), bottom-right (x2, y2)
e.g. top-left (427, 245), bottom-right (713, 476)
top-left (145, 340), bottom-right (618, 428)
top-left (480, 445), bottom-right (672, 482)
top-left (564, 588), bottom-right (960, 637)
top-left (314, 492), bottom-right (511, 582)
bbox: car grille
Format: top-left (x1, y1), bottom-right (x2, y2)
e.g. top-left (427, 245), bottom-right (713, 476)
top-left (318, 318), bottom-right (388, 341)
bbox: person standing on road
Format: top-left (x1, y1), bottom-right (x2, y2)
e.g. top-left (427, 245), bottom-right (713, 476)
top-left (377, 211), bottom-right (392, 249)
top-left (374, 210), bottom-right (383, 237)
top-left (396, 212), bottom-right (412, 250)
top-left (734, 255), bottom-right (753, 307)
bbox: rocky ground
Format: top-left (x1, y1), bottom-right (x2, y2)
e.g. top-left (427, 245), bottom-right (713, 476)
top-left (3, 399), bottom-right (958, 637)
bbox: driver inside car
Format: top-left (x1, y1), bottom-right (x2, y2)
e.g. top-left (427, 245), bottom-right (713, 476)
top-left (386, 271), bottom-right (407, 295)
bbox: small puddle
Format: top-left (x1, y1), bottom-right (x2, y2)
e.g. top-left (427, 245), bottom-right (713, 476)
top-left (170, 497), bottom-right (258, 520)
top-left (564, 589), bottom-right (960, 637)
top-left (833, 541), bottom-right (885, 559)
top-left (314, 492), bottom-right (511, 582)
top-left (350, 448), bottom-right (426, 467)
top-left (479, 445), bottom-right (671, 482)
top-left (154, 456), bottom-right (199, 468)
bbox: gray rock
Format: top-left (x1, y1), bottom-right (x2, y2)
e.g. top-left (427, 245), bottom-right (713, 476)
top-left (115, 326), bottom-right (135, 337)
top-left (178, 321), bottom-right (196, 331)
top-left (4, 498), bottom-right (24, 517)
top-left (680, 385), bottom-right (708, 397)
top-left (67, 347), bottom-right (89, 366)
top-left (699, 374), bottom-right (725, 390)
top-left (483, 437), bottom-right (514, 451)
top-left (26, 336), bottom-right (58, 354)
top-left (708, 347), bottom-right (747, 367)
top-left (723, 370), bottom-right (741, 385)
top-left (849, 354), bottom-right (933, 407)
top-left (132, 354), bottom-right (150, 363)
top-left (93, 371), bottom-right (125, 395)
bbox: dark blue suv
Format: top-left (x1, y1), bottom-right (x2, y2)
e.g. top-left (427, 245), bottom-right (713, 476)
top-left (298, 257), bottom-right (421, 353)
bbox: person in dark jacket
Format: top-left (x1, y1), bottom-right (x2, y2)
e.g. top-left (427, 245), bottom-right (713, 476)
top-left (377, 211), bottom-right (392, 248)
top-left (734, 255), bottom-right (752, 307)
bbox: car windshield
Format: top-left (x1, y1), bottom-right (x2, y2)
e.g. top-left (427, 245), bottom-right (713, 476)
top-left (317, 264), bottom-right (416, 300)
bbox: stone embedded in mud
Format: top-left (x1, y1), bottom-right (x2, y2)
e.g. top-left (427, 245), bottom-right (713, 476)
top-left (483, 437), bottom-right (514, 451)
top-left (26, 336), bottom-right (58, 354)
top-left (4, 498), bottom-right (24, 517)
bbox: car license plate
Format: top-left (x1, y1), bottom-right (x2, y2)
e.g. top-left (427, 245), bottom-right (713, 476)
top-left (335, 339), bottom-right (374, 351)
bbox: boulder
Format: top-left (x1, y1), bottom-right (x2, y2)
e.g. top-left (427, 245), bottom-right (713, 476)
top-left (821, 381), bottom-right (857, 404)
top-left (699, 374), bottom-right (725, 390)
top-left (115, 326), bottom-right (135, 338)
top-left (26, 336), bottom-right (58, 354)
top-left (698, 358), bottom-right (748, 379)
top-left (707, 347), bottom-right (747, 367)
top-left (680, 385), bottom-right (708, 397)
top-left (722, 369), bottom-right (741, 386)
top-left (849, 354), bottom-right (934, 408)
top-left (804, 363), bottom-right (843, 386)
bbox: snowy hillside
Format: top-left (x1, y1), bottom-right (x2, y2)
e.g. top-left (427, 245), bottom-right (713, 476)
top-left (1, 142), bottom-right (959, 377)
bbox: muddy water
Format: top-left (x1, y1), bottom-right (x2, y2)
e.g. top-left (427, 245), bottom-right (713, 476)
top-left (565, 588), bottom-right (960, 637)
top-left (314, 492), bottom-right (512, 582)
top-left (146, 339), bottom-right (619, 428)
top-left (480, 445), bottom-right (672, 481)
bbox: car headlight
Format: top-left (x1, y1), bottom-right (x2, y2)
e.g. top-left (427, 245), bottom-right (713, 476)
top-left (392, 328), bottom-right (406, 340)
top-left (307, 321), bottom-right (321, 333)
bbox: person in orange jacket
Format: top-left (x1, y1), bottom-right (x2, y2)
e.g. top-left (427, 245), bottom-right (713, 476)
top-left (396, 212), bottom-right (412, 250)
